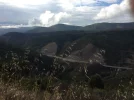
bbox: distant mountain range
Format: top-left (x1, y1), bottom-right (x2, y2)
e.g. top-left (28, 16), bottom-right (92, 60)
top-left (27, 24), bottom-right (82, 33)
top-left (0, 27), bottom-right (34, 35)
top-left (83, 22), bottom-right (134, 31)
top-left (27, 22), bottom-right (134, 33)
top-left (1, 22), bottom-right (134, 35)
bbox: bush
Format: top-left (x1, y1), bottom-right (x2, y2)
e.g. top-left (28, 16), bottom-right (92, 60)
top-left (89, 74), bottom-right (104, 89)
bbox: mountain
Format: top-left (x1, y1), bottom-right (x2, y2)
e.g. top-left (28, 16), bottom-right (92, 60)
top-left (1, 31), bottom-right (86, 53)
top-left (27, 22), bottom-right (134, 33)
top-left (1, 22), bottom-right (134, 35)
top-left (27, 24), bottom-right (82, 33)
top-left (68, 29), bottom-right (134, 65)
top-left (0, 27), bottom-right (34, 35)
top-left (83, 22), bottom-right (134, 31)
top-left (1, 29), bottom-right (134, 66)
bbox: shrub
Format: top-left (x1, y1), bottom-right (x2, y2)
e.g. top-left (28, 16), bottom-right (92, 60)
top-left (89, 74), bottom-right (104, 89)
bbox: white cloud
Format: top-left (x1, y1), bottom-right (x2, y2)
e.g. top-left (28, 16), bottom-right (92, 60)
top-left (63, 23), bottom-right (72, 25)
top-left (0, 0), bottom-right (52, 8)
top-left (39, 11), bottom-right (55, 26)
top-left (94, 0), bottom-right (131, 20)
top-left (28, 18), bottom-right (42, 26)
top-left (0, 0), bottom-right (134, 27)
top-left (56, 0), bottom-right (97, 11)
top-left (0, 0), bottom-right (98, 10)
top-left (0, 24), bottom-right (30, 28)
top-left (30, 11), bottom-right (71, 27)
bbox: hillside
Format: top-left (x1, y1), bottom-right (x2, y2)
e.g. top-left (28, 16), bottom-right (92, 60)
top-left (1, 31), bottom-right (86, 53)
top-left (27, 24), bottom-right (82, 33)
top-left (1, 29), bottom-right (134, 66)
top-left (1, 28), bottom-right (134, 100)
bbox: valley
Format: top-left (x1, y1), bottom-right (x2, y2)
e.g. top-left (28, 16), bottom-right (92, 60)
top-left (0, 23), bottom-right (134, 100)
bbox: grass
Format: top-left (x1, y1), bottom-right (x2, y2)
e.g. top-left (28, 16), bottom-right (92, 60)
top-left (0, 80), bottom-right (134, 100)
top-left (0, 46), bottom-right (134, 100)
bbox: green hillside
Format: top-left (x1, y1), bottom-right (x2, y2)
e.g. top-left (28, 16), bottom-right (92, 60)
top-left (0, 28), bottom-right (134, 100)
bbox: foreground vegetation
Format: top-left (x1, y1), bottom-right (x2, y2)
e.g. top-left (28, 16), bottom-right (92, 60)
top-left (0, 79), bottom-right (134, 100)
top-left (1, 29), bottom-right (134, 99)
top-left (0, 44), bottom-right (133, 100)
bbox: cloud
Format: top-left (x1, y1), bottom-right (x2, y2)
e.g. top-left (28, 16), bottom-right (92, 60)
top-left (94, 0), bottom-right (131, 20)
top-left (30, 11), bottom-right (71, 27)
top-left (0, 0), bottom-right (102, 27)
top-left (0, 3), bottom-right (43, 24)
top-left (0, 24), bottom-right (30, 28)
top-left (98, 0), bottom-right (118, 3)
top-left (0, 0), bottom-right (96, 9)
top-left (0, 0), bottom-right (133, 27)
top-left (28, 18), bottom-right (42, 26)
top-left (0, 0), bottom-right (52, 8)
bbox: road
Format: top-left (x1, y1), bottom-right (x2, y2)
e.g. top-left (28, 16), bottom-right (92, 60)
top-left (47, 55), bottom-right (133, 70)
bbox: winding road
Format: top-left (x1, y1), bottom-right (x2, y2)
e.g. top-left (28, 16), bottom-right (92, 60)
top-left (47, 55), bottom-right (133, 70)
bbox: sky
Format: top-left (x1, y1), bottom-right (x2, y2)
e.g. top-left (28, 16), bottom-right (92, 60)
top-left (0, 0), bottom-right (134, 27)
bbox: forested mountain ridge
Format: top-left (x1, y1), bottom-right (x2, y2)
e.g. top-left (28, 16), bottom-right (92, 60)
top-left (1, 29), bottom-right (134, 66)
top-left (1, 22), bottom-right (134, 35)
top-left (28, 22), bottom-right (134, 33)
